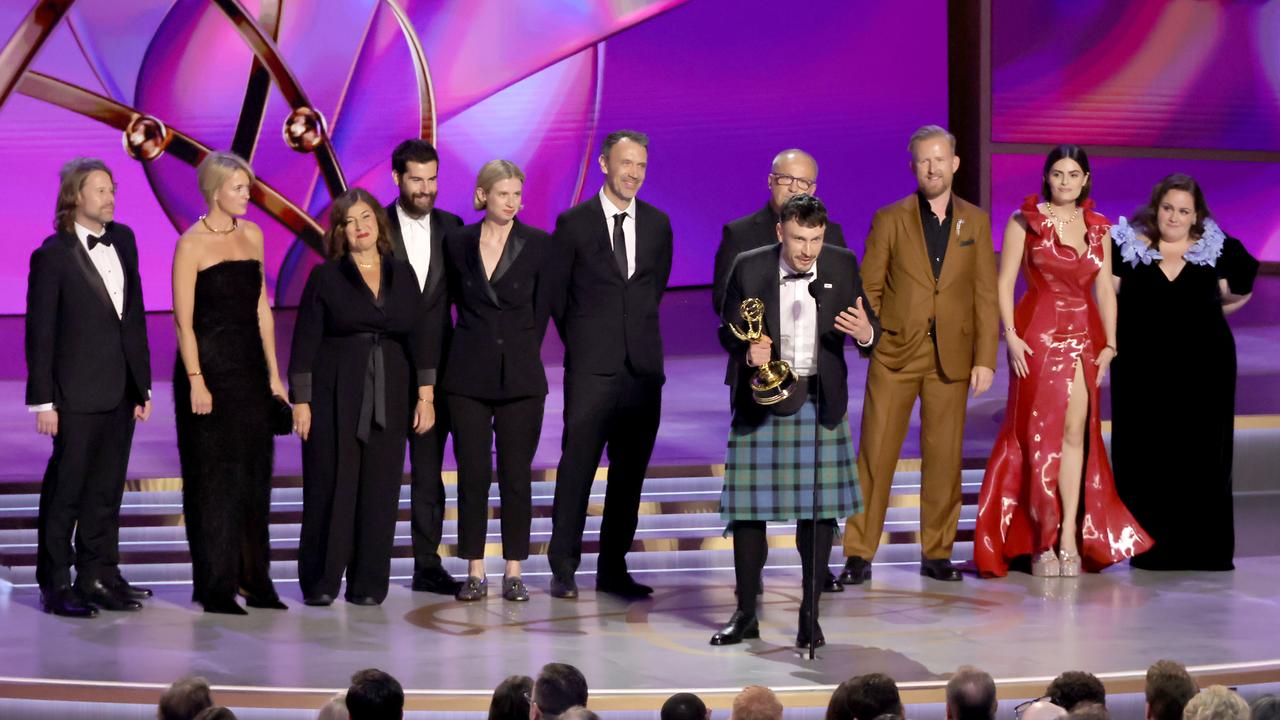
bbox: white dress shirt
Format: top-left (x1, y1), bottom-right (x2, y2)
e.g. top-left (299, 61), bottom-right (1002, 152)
top-left (599, 187), bottom-right (637, 279)
top-left (395, 203), bottom-right (432, 290)
top-left (778, 258), bottom-right (818, 376)
top-left (29, 222), bottom-right (127, 412)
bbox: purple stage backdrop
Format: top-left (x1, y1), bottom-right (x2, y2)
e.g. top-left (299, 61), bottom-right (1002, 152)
top-left (990, 0), bottom-right (1280, 257)
top-left (0, 0), bottom-right (948, 314)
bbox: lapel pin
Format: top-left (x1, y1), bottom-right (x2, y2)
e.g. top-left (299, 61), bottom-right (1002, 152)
top-left (956, 219), bottom-right (965, 235)
top-left (824, 283), bottom-right (832, 289)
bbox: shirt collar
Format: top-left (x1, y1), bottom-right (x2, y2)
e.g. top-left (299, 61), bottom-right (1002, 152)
top-left (916, 190), bottom-right (953, 221)
top-left (778, 256), bottom-right (818, 280)
top-left (74, 221), bottom-right (107, 248)
top-left (599, 187), bottom-right (636, 218)
top-left (397, 202), bottom-right (431, 229)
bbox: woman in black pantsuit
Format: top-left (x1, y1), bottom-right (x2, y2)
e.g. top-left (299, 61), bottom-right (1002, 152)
top-left (289, 188), bottom-right (438, 606)
top-left (446, 160), bottom-right (554, 602)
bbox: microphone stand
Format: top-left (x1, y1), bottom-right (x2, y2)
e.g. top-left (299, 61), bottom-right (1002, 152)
top-left (806, 280), bottom-right (824, 661)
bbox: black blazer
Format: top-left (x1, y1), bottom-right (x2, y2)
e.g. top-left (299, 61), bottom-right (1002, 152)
top-left (385, 201), bottom-right (463, 380)
top-left (719, 244), bottom-right (878, 429)
top-left (443, 219), bottom-right (554, 400)
top-left (287, 255), bottom-right (438, 406)
top-left (25, 224), bottom-right (151, 412)
top-left (548, 194), bottom-right (673, 378)
top-left (712, 203), bottom-right (847, 314)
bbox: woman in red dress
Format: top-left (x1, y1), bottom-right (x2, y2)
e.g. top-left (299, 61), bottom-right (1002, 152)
top-left (974, 145), bottom-right (1152, 577)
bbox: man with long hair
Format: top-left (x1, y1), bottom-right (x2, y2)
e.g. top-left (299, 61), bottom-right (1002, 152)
top-left (26, 158), bottom-right (153, 616)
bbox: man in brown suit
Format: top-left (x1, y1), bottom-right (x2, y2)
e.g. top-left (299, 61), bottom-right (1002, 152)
top-left (839, 125), bottom-right (998, 583)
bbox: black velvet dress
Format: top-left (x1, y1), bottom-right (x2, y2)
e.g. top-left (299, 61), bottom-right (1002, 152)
top-left (1109, 223), bottom-right (1258, 571)
top-left (174, 260), bottom-right (279, 608)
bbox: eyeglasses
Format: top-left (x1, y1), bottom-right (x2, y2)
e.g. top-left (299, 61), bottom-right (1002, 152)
top-left (1015, 697), bottom-right (1057, 719)
top-left (771, 173), bottom-right (815, 192)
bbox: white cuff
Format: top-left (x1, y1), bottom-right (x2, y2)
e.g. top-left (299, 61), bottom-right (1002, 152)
top-left (856, 327), bottom-right (875, 348)
top-left (29, 403), bottom-right (54, 412)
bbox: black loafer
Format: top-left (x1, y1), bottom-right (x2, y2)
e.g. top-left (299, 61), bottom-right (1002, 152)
top-left (345, 594), bottom-right (380, 606)
top-left (412, 566), bottom-right (463, 595)
top-left (839, 556), bottom-right (872, 585)
top-left (550, 575), bottom-right (578, 599)
top-left (303, 593), bottom-right (334, 607)
top-left (202, 597), bottom-right (248, 615)
top-left (920, 558), bottom-right (963, 581)
top-left (596, 572), bottom-right (653, 598)
top-left (710, 610), bottom-right (760, 646)
top-left (76, 579), bottom-right (142, 612)
top-left (109, 577), bottom-right (153, 600)
top-left (823, 570), bottom-right (844, 593)
top-left (41, 585), bottom-right (98, 618)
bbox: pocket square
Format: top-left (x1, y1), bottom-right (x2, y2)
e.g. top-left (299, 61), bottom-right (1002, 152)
top-left (958, 238), bottom-right (975, 247)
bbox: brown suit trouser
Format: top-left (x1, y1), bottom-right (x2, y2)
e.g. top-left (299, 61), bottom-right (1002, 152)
top-left (844, 338), bottom-right (968, 561)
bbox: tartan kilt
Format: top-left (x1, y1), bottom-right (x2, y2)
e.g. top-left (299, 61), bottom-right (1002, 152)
top-left (719, 397), bottom-right (861, 521)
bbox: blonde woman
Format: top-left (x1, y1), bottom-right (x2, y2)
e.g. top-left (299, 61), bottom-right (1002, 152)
top-left (172, 151), bottom-right (287, 614)
top-left (443, 160), bottom-right (553, 601)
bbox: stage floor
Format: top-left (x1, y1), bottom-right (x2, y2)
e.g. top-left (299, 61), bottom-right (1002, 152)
top-left (2, 557), bottom-right (1280, 709)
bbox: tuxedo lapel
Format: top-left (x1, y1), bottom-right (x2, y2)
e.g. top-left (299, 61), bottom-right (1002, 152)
top-left (591, 195), bottom-right (627, 282)
top-left (385, 202), bottom-right (409, 263)
top-left (63, 232), bottom-right (118, 321)
top-left (426, 209), bottom-right (447, 295)
top-left (900, 196), bottom-right (936, 285)
top-left (489, 221), bottom-right (526, 285)
top-left (937, 199), bottom-right (969, 289)
top-left (465, 231), bottom-right (501, 306)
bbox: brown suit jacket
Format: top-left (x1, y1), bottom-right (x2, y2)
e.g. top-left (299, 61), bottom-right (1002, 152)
top-left (860, 193), bottom-right (998, 380)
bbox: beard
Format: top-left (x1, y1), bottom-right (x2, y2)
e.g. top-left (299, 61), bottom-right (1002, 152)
top-left (398, 186), bottom-right (435, 217)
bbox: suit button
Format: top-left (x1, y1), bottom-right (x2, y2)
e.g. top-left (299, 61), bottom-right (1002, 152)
top-left (934, 288), bottom-right (939, 296)
top-left (496, 338), bottom-right (504, 345)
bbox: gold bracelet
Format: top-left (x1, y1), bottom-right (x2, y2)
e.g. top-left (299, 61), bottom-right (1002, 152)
top-left (188, 370), bottom-right (202, 377)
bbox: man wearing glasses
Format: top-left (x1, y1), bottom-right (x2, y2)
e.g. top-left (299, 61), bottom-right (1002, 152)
top-left (710, 149), bottom-right (848, 595)
top-left (712, 149), bottom-right (847, 314)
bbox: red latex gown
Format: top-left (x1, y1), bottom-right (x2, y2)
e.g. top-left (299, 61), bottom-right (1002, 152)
top-left (974, 197), bottom-right (1152, 577)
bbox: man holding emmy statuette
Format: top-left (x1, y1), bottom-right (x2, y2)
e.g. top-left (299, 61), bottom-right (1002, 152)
top-left (710, 194), bottom-right (878, 651)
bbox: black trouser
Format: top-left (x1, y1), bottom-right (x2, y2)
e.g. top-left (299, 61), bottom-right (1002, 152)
top-left (448, 393), bottom-right (544, 561)
top-left (36, 400), bottom-right (135, 591)
top-left (548, 366), bottom-right (662, 578)
top-left (408, 398), bottom-right (450, 575)
top-left (732, 519), bottom-right (835, 616)
top-left (299, 423), bottom-right (405, 603)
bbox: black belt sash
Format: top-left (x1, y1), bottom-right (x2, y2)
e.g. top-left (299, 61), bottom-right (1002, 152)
top-left (356, 332), bottom-right (387, 443)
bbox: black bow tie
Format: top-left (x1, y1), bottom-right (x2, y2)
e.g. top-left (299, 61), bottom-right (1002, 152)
top-left (782, 271), bottom-right (813, 281)
top-left (88, 233), bottom-right (113, 250)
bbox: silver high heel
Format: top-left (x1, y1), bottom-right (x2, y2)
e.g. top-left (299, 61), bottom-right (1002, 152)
top-left (1031, 550), bottom-right (1060, 577)
top-left (1059, 550), bottom-right (1081, 577)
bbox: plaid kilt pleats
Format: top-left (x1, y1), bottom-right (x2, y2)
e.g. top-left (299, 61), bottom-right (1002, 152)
top-left (719, 398), bottom-right (860, 521)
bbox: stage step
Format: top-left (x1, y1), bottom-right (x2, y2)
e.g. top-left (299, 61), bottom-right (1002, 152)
top-left (0, 469), bottom-right (986, 587)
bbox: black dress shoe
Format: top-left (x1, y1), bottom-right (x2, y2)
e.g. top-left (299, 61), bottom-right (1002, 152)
top-left (109, 577), bottom-right (153, 600)
top-left (303, 593), bottom-right (334, 607)
top-left (202, 597), bottom-right (248, 615)
top-left (823, 570), bottom-right (844, 593)
top-left (42, 586), bottom-right (98, 618)
top-left (920, 558), bottom-right (963, 581)
top-left (596, 572), bottom-right (654, 598)
top-left (244, 593), bottom-right (288, 610)
top-left (549, 574), bottom-right (578, 599)
top-left (796, 620), bottom-right (826, 649)
top-left (412, 566), bottom-right (463, 595)
top-left (76, 579), bottom-right (142, 612)
top-left (710, 610), bottom-right (760, 645)
top-left (839, 556), bottom-right (872, 585)
top-left (345, 594), bottom-right (380, 606)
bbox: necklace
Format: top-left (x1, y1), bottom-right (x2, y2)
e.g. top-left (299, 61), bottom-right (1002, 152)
top-left (354, 255), bottom-right (378, 270)
top-left (1042, 203), bottom-right (1080, 238)
top-left (199, 214), bottom-right (237, 234)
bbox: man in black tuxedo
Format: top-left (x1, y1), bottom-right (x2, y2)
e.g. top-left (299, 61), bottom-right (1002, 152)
top-left (26, 158), bottom-right (152, 617)
top-left (546, 130), bottom-right (673, 598)
top-left (713, 150), bottom-right (849, 593)
top-left (712, 149), bottom-right (846, 315)
top-left (384, 139), bottom-right (464, 595)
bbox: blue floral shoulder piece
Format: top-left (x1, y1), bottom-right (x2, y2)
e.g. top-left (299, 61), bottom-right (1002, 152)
top-left (1111, 217), bottom-right (1162, 267)
top-left (1184, 218), bottom-right (1225, 266)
